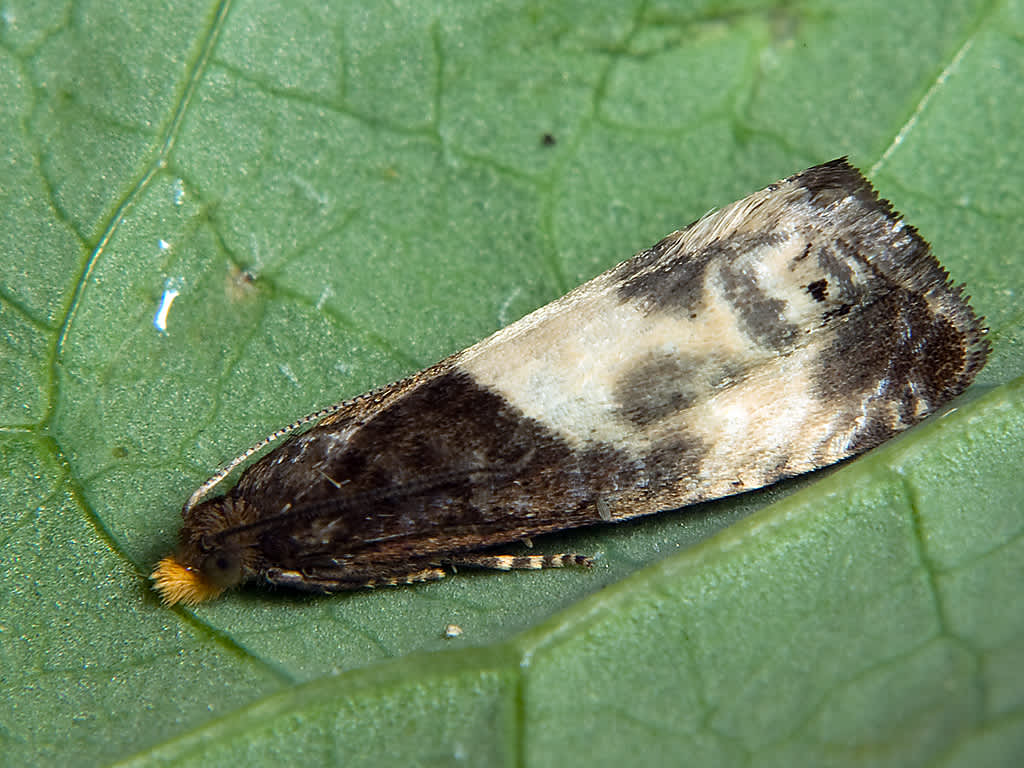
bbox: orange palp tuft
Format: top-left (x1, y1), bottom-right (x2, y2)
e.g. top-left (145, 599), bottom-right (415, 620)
top-left (150, 556), bottom-right (225, 607)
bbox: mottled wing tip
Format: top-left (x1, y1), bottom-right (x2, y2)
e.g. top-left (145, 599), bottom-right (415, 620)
top-left (795, 157), bottom-right (990, 387)
top-left (787, 156), bottom-right (864, 192)
top-left (787, 157), bottom-right (896, 221)
top-left (150, 556), bottom-right (224, 607)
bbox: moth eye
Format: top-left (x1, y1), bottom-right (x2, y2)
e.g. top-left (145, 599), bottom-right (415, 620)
top-left (200, 549), bottom-right (243, 588)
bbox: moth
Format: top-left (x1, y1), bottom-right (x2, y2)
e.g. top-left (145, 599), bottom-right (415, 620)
top-left (152, 158), bottom-right (988, 606)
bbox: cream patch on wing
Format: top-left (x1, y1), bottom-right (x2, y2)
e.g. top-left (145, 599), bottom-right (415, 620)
top-left (459, 223), bottom-right (841, 443)
top-left (458, 273), bottom-right (753, 448)
top-left (455, 191), bottom-right (886, 509)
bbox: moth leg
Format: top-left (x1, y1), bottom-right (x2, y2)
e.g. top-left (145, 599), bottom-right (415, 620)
top-left (445, 553), bottom-right (593, 571)
top-left (367, 567), bottom-right (448, 588)
top-left (264, 566), bottom-right (447, 592)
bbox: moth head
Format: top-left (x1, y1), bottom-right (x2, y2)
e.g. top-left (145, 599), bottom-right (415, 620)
top-left (151, 497), bottom-right (259, 606)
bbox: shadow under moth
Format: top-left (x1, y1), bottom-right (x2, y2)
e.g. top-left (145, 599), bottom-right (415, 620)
top-left (152, 158), bottom-right (988, 606)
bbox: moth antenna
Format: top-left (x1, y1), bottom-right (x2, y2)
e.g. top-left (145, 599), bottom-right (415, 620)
top-left (184, 401), bottom-right (351, 514)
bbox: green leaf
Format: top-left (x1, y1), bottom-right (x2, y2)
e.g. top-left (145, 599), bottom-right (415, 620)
top-left (2, 1), bottom-right (1021, 765)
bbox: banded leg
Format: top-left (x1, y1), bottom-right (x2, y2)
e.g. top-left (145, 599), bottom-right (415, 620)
top-left (445, 553), bottom-right (593, 571)
top-left (368, 567), bottom-right (449, 588)
top-left (265, 565), bottom-right (448, 592)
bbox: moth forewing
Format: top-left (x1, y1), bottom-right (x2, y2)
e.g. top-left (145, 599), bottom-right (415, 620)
top-left (152, 158), bottom-right (987, 607)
